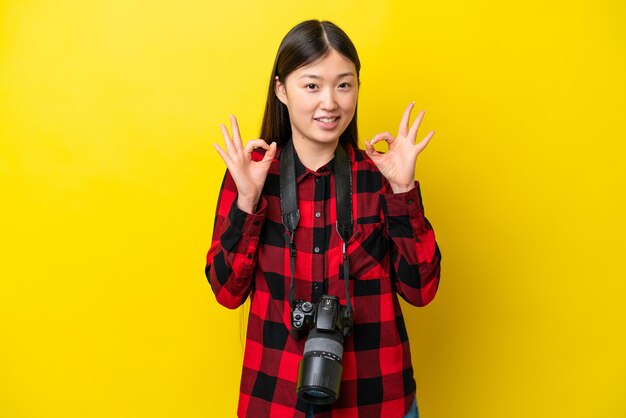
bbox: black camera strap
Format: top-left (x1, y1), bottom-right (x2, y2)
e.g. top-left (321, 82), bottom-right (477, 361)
top-left (280, 140), bottom-right (354, 316)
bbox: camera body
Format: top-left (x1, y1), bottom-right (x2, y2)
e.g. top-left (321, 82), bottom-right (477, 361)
top-left (290, 295), bottom-right (353, 405)
top-left (291, 295), bottom-right (353, 340)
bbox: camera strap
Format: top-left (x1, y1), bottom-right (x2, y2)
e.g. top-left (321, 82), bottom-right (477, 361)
top-left (280, 140), bottom-right (354, 316)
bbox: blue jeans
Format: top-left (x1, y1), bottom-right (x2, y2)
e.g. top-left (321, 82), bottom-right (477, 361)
top-left (404, 397), bottom-right (420, 418)
top-left (305, 398), bottom-right (419, 417)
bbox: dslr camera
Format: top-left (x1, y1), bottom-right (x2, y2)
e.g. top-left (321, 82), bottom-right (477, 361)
top-left (290, 295), bottom-right (353, 405)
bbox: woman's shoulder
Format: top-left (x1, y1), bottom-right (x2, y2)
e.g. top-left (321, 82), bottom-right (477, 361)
top-left (343, 143), bottom-right (389, 195)
top-left (345, 142), bottom-right (380, 171)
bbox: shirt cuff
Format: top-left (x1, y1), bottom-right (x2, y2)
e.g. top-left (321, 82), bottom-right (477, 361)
top-left (380, 181), bottom-right (424, 217)
top-left (227, 196), bottom-right (267, 235)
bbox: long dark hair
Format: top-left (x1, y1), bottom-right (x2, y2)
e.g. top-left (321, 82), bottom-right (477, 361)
top-left (260, 20), bottom-right (361, 148)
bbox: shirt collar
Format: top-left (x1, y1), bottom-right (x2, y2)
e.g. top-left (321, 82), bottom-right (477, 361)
top-left (293, 150), bottom-right (335, 183)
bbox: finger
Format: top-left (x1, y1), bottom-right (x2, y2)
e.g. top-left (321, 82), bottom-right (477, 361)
top-left (261, 141), bottom-right (277, 162)
top-left (415, 130), bottom-right (435, 154)
top-left (365, 140), bottom-right (382, 157)
top-left (220, 124), bottom-right (236, 157)
top-left (244, 139), bottom-right (270, 158)
top-left (213, 143), bottom-right (233, 166)
top-left (229, 115), bottom-right (243, 153)
top-left (408, 110), bottom-right (425, 143)
top-left (398, 102), bottom-right (415, 138)
top-left (369, 132), bottom-right (394, 146)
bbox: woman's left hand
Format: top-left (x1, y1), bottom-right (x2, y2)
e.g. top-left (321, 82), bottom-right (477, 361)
top-left (365, 102), bottom-right (435, 193)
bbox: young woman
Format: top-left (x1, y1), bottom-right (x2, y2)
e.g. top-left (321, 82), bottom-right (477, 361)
top-left (205, 20), bottom-right (441, 418)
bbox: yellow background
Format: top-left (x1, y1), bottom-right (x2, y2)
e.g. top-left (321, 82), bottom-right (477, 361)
top-left (1, 1), bottom-right (625, 417)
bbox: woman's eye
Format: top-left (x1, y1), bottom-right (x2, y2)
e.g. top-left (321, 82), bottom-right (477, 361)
top-left (338, 82), bottom-right (350, 89)
top-left (305, 83), bottom-right (317, 89)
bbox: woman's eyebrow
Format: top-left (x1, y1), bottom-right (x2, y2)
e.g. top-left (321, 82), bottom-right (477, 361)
top-left (298, 72), bottom-right (355, 80)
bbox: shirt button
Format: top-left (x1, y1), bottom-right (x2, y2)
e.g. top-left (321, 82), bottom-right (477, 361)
top-left (315, 177), bottom-right (320, 183)
top-left (407, 199), bottom-right (414, 205)
top-left (313, 283), bottom-right (320, 290)
top-left (314, 247), bottom-right (320, 253)
top-left (315, 212), bottom-right (321, 218)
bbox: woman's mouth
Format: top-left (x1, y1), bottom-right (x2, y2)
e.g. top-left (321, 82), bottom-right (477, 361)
top-left (314, 116), bottom-right (340, 129)
top-left (315, 117), bottom-right (338, 123)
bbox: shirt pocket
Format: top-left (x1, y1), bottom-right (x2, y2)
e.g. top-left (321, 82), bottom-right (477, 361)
top-left (347, 223), bottom-right (389, 280)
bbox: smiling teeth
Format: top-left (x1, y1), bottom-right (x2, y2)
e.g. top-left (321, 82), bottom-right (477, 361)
top-left (317, 117), bottom-right (337, 122)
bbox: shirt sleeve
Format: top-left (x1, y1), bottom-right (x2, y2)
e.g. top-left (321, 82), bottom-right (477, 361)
top-left (205, 171), bottom-right (266, 309)
top-left (380, 181), bottom-right (442, 306)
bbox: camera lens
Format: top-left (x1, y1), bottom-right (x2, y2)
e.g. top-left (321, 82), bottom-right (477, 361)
top-left (305, 390), bottom-right (329, 399)
top-left (296, 329), bottom-right (344, 405)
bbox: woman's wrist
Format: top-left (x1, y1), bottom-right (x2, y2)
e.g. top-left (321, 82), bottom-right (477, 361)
top-left (389, 182), bottom-right (416, 194)
top-left (237, 195), bottom-right (259, 214)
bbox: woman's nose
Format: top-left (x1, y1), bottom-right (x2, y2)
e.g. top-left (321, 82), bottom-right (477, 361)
top-left (320, 89), bottom-right (338, 110)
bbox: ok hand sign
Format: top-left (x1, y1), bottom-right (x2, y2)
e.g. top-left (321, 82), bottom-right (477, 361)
top-left (213, 115), bottom-right (277, 213)
top-left (365, 103), bottom-right (435, 194)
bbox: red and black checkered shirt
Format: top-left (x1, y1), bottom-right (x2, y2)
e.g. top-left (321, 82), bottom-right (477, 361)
top-left (205, 143), bottom-right (441, 418)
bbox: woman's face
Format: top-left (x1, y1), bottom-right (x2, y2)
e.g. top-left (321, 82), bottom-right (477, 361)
top-left (275, 49), bottom-right (358, 148)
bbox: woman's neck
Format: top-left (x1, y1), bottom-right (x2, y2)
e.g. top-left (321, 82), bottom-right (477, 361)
top-left (291, 137), bottom-right (339, 171)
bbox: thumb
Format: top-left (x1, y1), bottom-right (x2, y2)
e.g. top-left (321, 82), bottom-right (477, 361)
top-left (261, 142), bottom-right (277, 163)
top-left (365, 140), bottom-right (381, 157)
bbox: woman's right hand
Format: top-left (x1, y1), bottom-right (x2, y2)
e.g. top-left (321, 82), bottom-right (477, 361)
top-left (213, 115), bottom-right (277, 214)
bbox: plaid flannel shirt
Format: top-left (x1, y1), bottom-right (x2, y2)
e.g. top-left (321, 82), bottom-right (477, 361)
top-left (205, 143), bottom-right (441, 418)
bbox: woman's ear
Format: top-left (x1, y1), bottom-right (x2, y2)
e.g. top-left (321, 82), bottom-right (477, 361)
top-left (274, 76), bottom-right (288, 105)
